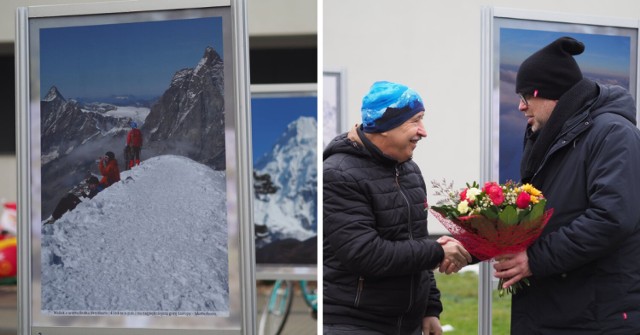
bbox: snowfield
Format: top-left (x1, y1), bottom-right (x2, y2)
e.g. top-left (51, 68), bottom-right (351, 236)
top-left (41, 155), bottom-right (229, 316)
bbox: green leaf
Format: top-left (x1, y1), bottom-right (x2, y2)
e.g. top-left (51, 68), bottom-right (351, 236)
top-left (517, 208), bottom-right (528, 222)
top-left (464, 215), bottom-right (497, 237)
top-left (430, 205), bottom-right (460, 221)
top-left (480, 207), bottom-right (498, 220)
top-left (498, 205), bottom-right (518, 225)
top-left (524, 199), bottom-right (546, 222)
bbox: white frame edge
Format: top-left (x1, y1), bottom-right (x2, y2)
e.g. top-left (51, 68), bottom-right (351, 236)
top-left (479, 6), bottom-right (494, 335)
top-left (232, 0), bottom-right (256, 333)
top-left (322, 68), bottom-right (348, 135)
top-left (15, 6), bottom-right (31, 335)
top-left (27, 0), bottom-right (231, 18)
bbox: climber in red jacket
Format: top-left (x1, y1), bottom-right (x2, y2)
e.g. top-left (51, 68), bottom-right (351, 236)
top-left (98, 151), bottom-right (121, 188)
top-left (126, 121), bottom-right (143, 168)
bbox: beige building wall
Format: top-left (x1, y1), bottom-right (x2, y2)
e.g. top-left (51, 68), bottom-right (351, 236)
top-left (0, 156), bottom-right (16, 203)
top-left (0, 0), bottom-right (317, 42)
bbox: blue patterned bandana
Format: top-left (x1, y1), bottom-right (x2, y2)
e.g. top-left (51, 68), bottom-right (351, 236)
top-left (361, 81), bottom-right (424, 133)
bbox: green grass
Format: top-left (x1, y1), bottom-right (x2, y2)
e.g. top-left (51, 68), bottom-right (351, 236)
top-left (434, 271), bottom-right (512, 334)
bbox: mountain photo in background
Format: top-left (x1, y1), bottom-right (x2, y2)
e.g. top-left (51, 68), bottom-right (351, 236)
top-left (251, 95), bottom-right (317, 265)
top-left (499, 28), bottom-right (634, 183)
top-left (38, 16), bottom-right (230, 316)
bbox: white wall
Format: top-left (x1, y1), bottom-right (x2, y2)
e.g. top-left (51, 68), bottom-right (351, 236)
top-left (323, 0), bottom-right (640, 233)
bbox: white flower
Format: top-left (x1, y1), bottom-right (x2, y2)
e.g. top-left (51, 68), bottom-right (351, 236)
top-left (457, 200), bottom-right (470, 214)
top-left (466, 187), bottom-right (482, 201)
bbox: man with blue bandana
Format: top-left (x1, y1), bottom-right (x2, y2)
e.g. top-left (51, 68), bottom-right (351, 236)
top-left (323, 81), bottom-right (472, 335)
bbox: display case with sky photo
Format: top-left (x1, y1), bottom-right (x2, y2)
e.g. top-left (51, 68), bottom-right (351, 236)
top-left (494, 14), bottom-right (638, 183)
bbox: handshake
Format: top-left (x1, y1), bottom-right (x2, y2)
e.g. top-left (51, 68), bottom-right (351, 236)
top-left (436, 236), bottom-right (472, 275)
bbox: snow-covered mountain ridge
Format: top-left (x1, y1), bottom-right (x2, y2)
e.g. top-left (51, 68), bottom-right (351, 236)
top-left (254, 116), bottom-right (317, 244)
top-left (41, 155), bottom-right (229, 315)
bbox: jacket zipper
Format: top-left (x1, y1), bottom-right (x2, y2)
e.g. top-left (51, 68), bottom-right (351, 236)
top-left (395, 165), bottom-right (413, 239)
top-left (395, 165), bottom-right (415, 331)
top-left (396, 315), bottom-right (404, 335)
top-left (354, 276), bottom-right (364, 307)
top-left (533, 113), bottom-right (591, 180)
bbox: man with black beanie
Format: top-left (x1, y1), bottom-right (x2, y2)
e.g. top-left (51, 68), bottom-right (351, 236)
top-left (494, 36), bottom-right (640, 334)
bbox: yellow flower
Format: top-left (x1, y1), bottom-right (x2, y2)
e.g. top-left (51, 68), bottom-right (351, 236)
top-left (521, 184), bottom-right (542, 197)
top-left (457, 200), bottom-right (470, 215)
top-left (530, 195), bottom-right (539, 204)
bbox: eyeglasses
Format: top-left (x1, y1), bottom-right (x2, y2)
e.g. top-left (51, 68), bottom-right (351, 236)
top-left (518, 90), bottom-right (539, 107)
top-left (518, 93), bottom-right (530, 107)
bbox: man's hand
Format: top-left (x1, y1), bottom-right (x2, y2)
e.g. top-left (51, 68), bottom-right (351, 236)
top-left (493, 251), bottom-right (532, 288)
top-left (422, 316), bottom-right (443, 335)
top-left (437, 236), bottom-right (472, 274)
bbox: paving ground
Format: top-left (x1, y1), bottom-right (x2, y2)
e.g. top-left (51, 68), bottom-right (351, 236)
top-left (0, 285), bottom-right (16, 335)
top-left (256, 281), bottom-right (317, 335)
top-left (0, 283), bottom-right (317, 335)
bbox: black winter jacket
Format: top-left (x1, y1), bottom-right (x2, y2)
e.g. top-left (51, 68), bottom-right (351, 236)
top-left (323, 126), bottom-right (445, 335)
top-left (513, 81), bottom-right (640, 334)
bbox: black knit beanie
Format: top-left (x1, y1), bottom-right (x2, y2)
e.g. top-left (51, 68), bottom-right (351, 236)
top-left (516, 36), bottom-right (584, 100)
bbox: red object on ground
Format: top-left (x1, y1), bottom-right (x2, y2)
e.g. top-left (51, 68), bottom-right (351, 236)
top-left (0, 237), bottom-right (16, 278)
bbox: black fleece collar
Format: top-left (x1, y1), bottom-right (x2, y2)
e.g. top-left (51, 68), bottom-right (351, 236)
top-left (356, 125), bottom-right (399, 167)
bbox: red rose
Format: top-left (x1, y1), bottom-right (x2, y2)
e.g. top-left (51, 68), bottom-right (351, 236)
top-left (483, 182), bottom-right (505, 206)
top-left (516, 192), bottom-right (531, 209)
top-left (460, 189), bottom-right (468, 202)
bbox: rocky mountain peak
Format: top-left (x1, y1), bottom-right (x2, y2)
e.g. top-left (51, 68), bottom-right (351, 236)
top-left (142, 46), bottom-right (226, 170)
top-left (43, 86), bottom-right (66, 103)
top-left (203, 46), bottom-right (221, 64)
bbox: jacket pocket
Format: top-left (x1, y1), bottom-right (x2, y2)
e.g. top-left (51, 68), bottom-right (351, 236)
top-left (355, 275), bottom-right (414, 316)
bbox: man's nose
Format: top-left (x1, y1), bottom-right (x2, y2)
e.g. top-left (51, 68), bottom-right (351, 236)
top-left (417, 122), bottom-right (427, 138)
top-left (519, 100), bottom-right (528, 111)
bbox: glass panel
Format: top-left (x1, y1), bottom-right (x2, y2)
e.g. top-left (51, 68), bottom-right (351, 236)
top-left (491, 274), bottom-right (511, 334)
top-left (434, 267), bottom-right (479, 334)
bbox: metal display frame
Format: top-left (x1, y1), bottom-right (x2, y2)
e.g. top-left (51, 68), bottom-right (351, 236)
top-left (480, 6), bottom-right (640, 335)
top-left (322, 69), bottom-right (347, 148)
top-left (16, 0), bottom-right (255, 334)
top-left (250, 83), bottom-right (318, 282)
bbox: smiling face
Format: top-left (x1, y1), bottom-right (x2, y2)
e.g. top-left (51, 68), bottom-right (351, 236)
top-left (370, 111), bottom-right (427, 162)
top-left (518, 94), bottom-right (557, 132)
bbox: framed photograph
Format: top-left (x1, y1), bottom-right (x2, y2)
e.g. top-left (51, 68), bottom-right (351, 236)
top-left (482, 7), bottom-right (639, 184)
top-left (479, 7), bottom-right (640, 334)
top-left (16, 0), bottom-right (255, 334)
top-left (323, 69), bottom-right (347, 148)
top-left (250, 84), bottom-right (318, 277)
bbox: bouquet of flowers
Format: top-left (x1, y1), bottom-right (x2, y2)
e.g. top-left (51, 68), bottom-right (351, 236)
top-left (429, 179), bottom-right (553, 296)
